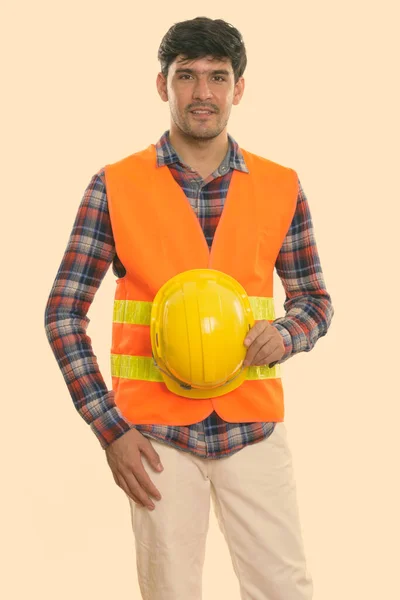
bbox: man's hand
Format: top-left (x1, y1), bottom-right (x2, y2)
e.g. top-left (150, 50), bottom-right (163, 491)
top-left (105, 428), bottom-right (163, 511)
top-left (243, 320), bottom-right (285, 367)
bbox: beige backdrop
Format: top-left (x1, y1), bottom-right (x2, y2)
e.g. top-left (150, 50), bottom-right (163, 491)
top-left (2, 1), bottom-right (399, 598)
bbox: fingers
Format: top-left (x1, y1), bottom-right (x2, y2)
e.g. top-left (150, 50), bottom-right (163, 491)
top-left (106, 430), bottom-right (165, 511)
top-left (134, 455), bottom-right (163, 502)
top-left (243, 326), bottom-right (271, 366)
top-left (140, 439), bottom-right (164, 473)
top-left (115, 455), bottom-right (162, 510)
top-left (117, 472), bottom-right (155, 510)
top-left (252, 339), bottom-right (281, 366)
top-left (244, 320), bottom-right (267, 348)
top-left (110, 449), bottom-right (163, 511)
top-left (243, 320), bottom-right (285, 366)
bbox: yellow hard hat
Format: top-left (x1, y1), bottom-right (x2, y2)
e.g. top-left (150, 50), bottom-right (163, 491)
top-left (150, 269), bottom-right (255, 399)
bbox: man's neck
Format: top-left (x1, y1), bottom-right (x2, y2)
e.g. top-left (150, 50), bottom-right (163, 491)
top-left (169, 127), bottom-right (229, 175)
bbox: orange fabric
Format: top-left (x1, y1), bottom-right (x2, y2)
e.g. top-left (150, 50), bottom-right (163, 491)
top-left (104, 144), bottom-right (299, 425)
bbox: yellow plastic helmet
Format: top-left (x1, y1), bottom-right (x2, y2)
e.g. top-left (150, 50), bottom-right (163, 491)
top-left (150, 269), bottom-right (255, 399)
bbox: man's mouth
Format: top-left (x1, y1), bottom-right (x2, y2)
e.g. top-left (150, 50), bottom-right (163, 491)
top-left (190, 109), bottom-right (215, 115)
top-left (190, 110), bottom-right (215, 120)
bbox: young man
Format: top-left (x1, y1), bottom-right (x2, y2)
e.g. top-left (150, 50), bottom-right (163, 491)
top-left (45, 16), bottom-right (333, 600)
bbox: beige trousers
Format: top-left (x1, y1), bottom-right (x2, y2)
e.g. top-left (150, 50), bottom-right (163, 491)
top-left (128, 422), bottom-right (313, 600)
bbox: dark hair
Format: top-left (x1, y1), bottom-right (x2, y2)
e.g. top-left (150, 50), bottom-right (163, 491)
top-left (158, 17), bottom-right (247, 83)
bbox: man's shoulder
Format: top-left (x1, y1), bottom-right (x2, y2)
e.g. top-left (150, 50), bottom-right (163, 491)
top-left (240, 147), bottom-right (297, 178)
top-left (105, 144), bottom-right (156, 171)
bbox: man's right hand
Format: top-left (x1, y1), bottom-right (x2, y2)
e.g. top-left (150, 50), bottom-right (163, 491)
top-left (105, 428), bottom-right (163, 511)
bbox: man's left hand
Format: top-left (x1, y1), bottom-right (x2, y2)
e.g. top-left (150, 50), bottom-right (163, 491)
top-left (243, 321), bottom-right (285, 367)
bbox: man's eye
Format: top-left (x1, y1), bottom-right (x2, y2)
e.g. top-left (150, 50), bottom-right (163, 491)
top-left (178, 75), bottom-right (226, 81)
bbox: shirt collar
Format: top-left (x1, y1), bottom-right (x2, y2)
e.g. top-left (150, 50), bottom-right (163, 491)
top-left (155, 129), bottom-right (249, 174)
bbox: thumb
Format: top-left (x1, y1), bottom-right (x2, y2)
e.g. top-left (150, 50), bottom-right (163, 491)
top-left (140, 439), bottom-right (164, 472)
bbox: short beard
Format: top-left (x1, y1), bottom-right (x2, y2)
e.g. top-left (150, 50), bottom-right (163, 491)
top-left (173, 112), bottom-right (228, 141)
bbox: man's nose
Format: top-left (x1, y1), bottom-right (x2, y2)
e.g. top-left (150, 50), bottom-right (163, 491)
top-left (192, 78), bottom-right (212, 100)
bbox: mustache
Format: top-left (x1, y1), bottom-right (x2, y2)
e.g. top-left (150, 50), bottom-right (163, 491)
top-left (187, 105), bottom-right (219, 112)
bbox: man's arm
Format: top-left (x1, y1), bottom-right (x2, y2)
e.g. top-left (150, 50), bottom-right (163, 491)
top-left (44, 170), bottom-right (134, 449)
top-left (270, 176), bottom-right (334, 363)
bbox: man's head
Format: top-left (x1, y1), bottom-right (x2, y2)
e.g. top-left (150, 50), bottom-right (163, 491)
top-left (156, 17), bottom-right (247, 141)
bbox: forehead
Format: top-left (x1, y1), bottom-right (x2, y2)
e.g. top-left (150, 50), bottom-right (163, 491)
top-left (171, 54), bottom-right (232, 74)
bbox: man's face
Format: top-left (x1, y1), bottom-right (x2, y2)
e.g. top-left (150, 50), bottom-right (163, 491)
top-left (157, 55), bottom-right (245, 141)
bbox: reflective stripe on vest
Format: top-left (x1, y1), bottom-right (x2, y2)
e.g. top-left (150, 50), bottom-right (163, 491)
top-left (111, 295), bottom-right (281, 382)
top-left (110, 354), bottom-right (281, 381)
top-left (113, 296), bottom-right (276, 325)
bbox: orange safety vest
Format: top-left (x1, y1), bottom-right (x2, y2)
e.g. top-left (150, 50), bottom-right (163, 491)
top-left (104, 144), bottom-right (298, 425)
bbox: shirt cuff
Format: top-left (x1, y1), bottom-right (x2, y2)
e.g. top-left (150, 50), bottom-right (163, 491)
top-left (90, 406), bottom-right (136, 449)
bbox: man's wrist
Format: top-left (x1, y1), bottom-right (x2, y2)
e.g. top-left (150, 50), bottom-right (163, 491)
top-left (269, 322), bottom-right (293, 365)
top-left (90, 406), bottom-right (135, 449)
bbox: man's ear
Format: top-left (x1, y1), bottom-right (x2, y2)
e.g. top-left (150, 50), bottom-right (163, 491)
top-left (232, 77), bottom-right (245, 106)
top-left (156, 72), bottom-right (168, 102)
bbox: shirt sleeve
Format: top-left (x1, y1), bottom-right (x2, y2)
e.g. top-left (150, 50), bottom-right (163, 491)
top-left (270, 176), bottom-right (334, 364)
top-left (44, 169), bottom-right (135, 449)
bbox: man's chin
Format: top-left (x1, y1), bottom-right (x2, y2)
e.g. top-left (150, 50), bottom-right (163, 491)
top-left (182, 124), bottom-right (222, 141)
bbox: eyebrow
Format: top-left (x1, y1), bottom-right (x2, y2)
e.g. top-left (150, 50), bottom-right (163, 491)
top-left (175, 68), bottom-right (231, 76)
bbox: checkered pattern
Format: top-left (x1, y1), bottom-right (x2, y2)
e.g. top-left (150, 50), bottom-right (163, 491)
top-left (44, 130), bottom-right (334, 455)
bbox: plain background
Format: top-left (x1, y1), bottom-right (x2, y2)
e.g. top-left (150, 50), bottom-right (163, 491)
top-left (2, 1), bottom-right (399, 598)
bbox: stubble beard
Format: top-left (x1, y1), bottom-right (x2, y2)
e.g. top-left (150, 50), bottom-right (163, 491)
top-left (173, 109), bottom-right (229, 141)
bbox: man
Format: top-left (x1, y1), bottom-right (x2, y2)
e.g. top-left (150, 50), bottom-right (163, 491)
top-left (45, 16), bottom-right (333, 600)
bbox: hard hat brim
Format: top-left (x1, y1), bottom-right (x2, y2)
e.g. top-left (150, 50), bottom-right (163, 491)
top-left (160, 366), bottom-right (249, 399)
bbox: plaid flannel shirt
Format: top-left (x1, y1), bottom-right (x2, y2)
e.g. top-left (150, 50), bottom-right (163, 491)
top-left (44, 130), bottom-right (334, 457)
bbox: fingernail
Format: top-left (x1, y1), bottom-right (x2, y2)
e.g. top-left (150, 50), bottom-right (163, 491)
top-left (156, 463), bottom-right (164, 472)
top-left (244, 339), bottom-right (250, 346)
top-left (149, 503), bottom-right (155, 510)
